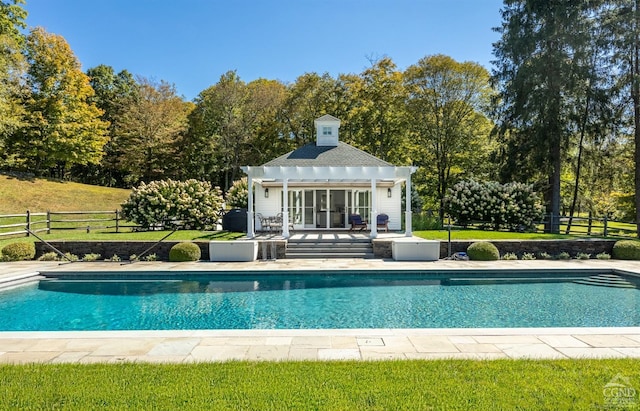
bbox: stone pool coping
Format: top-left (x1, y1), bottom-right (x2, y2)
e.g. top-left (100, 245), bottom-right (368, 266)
top-left (1, 259), bottom-right (640, 363)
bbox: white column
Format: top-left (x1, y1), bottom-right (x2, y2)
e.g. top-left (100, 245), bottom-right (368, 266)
top-left (247, 175), bottom-right (255, 238)
top-left (282, 178), bottom-right (290, 238)
top-left (405, 175), bottom-right (413, 237)
top-left (370, 178), bottom-right (378, 239)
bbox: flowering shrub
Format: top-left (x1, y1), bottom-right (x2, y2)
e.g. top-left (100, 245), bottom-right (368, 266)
top-left (226, 177), bottom-right (248, 209)
top-left (445, 180), bottom-right (544, 231)
top-left (121, 179), bottom-right (224, 230)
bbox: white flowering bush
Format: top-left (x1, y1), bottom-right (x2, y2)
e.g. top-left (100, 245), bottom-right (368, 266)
top-left (445, 180), bottom-right (544, 231)
top-left (226, 177), bottom-right (248, 209)
top-left (121, 179), bottom-right (224, 230)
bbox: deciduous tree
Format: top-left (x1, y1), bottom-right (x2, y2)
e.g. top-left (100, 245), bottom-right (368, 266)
top-left (6, 27), bottom-right (108, 177)
top-left (0, 0), bottom-right (27, 162)
top-left (405, 54), bottom-right (494, 219)
top-left (118, 77), bottom-right (192, 184)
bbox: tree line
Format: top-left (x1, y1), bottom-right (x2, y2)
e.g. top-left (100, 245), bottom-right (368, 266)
top-left (0, 0), bottom-right (639, 235)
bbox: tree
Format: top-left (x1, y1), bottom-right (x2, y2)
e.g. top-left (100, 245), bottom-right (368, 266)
top-left (282, 72), bottom-right (337, 146)
top-left (117, 77), bottom-right (192, 184)
top-left (342, 57), bottom-right (408, 163)
top-left (492, 0), bottom-right (595, 233)
top-left (182, 72), bottom-right (288, 189)
top-left (243, 78), bottom-right (289, 165)
top-left (405, 54), bottom-right (494, 219)
top-left (5, 27), bottom-right (108, 177)
top-left (0, 0), bottom-right (27, 161)
top-left (78, 65), bottom-right (139, 186)
top-left (602, 0), bottom-right (640, 235)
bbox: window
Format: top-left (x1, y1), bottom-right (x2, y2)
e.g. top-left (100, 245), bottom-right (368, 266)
top-left (322, 126), bottom-right (332, 136)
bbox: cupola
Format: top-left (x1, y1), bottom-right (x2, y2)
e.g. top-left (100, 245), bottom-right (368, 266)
top-left (314, 114), bottom-right (341, 147)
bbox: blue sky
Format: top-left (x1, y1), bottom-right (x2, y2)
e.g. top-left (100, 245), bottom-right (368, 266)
top-left (24, 0), bottom-right (504, 100)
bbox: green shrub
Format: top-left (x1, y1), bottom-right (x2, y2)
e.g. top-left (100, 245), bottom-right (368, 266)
top-left (466, 242), bottom-right (500, 261)
top-left (106, 254), bottom-right (121, 262)
top-left (82, 253), bottom-right (101, 261)
top-left (612, 240), bottom-right (640, 260)
top-left (143, 253), bottom-right (158, 261)
top-left (538, 252), bottom-right (552, 260)
top-left (557, 252), bottom-right (571, 260)
top-left (169, 242), bottom-right (201, 262)
top-left (413, 212), bottom-right (442, 230)
top-left (502, 252), bottom-right (518, 260)
top-left (121, 179), bottom-right (224, 230)
top-left (521, 252), bottom-right (536, 260)
top-left (62, 253), bottom-right (79, 262)
top-left (596, 252), bottom-right (611, 260)
top-left (0, 242), bottom-right (36, 261)
top-left (38, 252), bottom-right (59, 261)
top-left (576, 252), bottom-right (591, 260)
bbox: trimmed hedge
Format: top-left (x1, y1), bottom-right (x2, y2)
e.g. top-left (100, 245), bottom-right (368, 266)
top-left (467, 241), bottom-right (500, 261)
top-left (169, 242), bottom-right (201, 262)
top-left (612, 240), bottom-right (640, 260)
top-left (1, 242), bottom-right (36, 261)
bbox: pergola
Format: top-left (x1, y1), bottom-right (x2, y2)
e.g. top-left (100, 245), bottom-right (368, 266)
top-left (242, 164), bottom-right (417, 239)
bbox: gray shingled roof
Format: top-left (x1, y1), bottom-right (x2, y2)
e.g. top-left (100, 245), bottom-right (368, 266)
top-left (261, 142), bottom-right (392, 167)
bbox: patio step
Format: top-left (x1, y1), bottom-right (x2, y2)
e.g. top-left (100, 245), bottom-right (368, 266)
top-left (573, 274), bottom-right (637, 289)
top-left (286, 239), bottom-right (374, 259)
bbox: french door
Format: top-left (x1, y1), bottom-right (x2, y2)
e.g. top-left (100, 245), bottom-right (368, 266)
top-left (294, 189), bottom-right (370, 229)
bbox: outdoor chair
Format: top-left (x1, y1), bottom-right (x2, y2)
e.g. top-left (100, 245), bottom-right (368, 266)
top-left (270, 213), bottom-right (284, 232)
top-left (349, 214), bottom-right (368, 231)
top-left (256, 213), bottom-right (271, 231)
top-left (376, 213), bottom-right (389, 232)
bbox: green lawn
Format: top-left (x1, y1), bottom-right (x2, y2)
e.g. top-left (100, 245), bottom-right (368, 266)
top-left (1, 360), bottom-right (638, 410)
top-left (414, 229), bottom-right (579, 240)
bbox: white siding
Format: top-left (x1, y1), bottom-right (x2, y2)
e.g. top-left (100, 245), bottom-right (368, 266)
top-left (375, 185), bottom-right (402, 230)
top-left (254, 185), bottom-right (282, 230)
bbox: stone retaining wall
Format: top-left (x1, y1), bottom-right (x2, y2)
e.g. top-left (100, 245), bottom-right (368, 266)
top-left (36, 240), bottom-right (287, 261)
top-left (373, 239), bottom-right (617, 259)
top-left (37, 239), bottom-right (617, 261)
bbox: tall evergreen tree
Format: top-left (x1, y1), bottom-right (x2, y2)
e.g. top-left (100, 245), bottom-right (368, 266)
top-left (602, 0), bottom-right (640, 235)
top-left (492, 0), bottom-right (594, 232)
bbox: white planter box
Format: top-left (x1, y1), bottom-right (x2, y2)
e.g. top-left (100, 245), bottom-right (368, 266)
top-left (209, 240), bottom-right (258, 262)
top-left (392, 238), bottom-right (440, 261)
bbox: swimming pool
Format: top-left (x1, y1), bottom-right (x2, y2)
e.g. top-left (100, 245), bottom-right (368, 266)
top-left (1, 271), bottom-right (639, 331)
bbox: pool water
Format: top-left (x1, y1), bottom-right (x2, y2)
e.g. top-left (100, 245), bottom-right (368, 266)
top-left (1, 273), bottom-right (639, 331)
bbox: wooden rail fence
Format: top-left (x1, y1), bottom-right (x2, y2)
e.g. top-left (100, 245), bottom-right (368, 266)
top-left (0, 210), bottom-right (139, 239)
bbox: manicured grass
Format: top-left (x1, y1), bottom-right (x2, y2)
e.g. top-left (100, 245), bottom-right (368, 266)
top-left (0, 174), bottom-right (130, 214)
top-left (1, 360), bottom-right (638, 409)
top-left (414, 229), bottom-right (581, 240)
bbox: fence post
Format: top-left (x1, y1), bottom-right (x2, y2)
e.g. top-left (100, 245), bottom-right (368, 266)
top-left (603, 215), bottom-right (608, 237)
top-left (47, 210), bottom-right (51, 234)
top-left (115, 210), bottom-right (120, 233)
top-left (26, 209), bottom-right (31, 237)
top-left (587, 212), bottom-right (592, 236)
